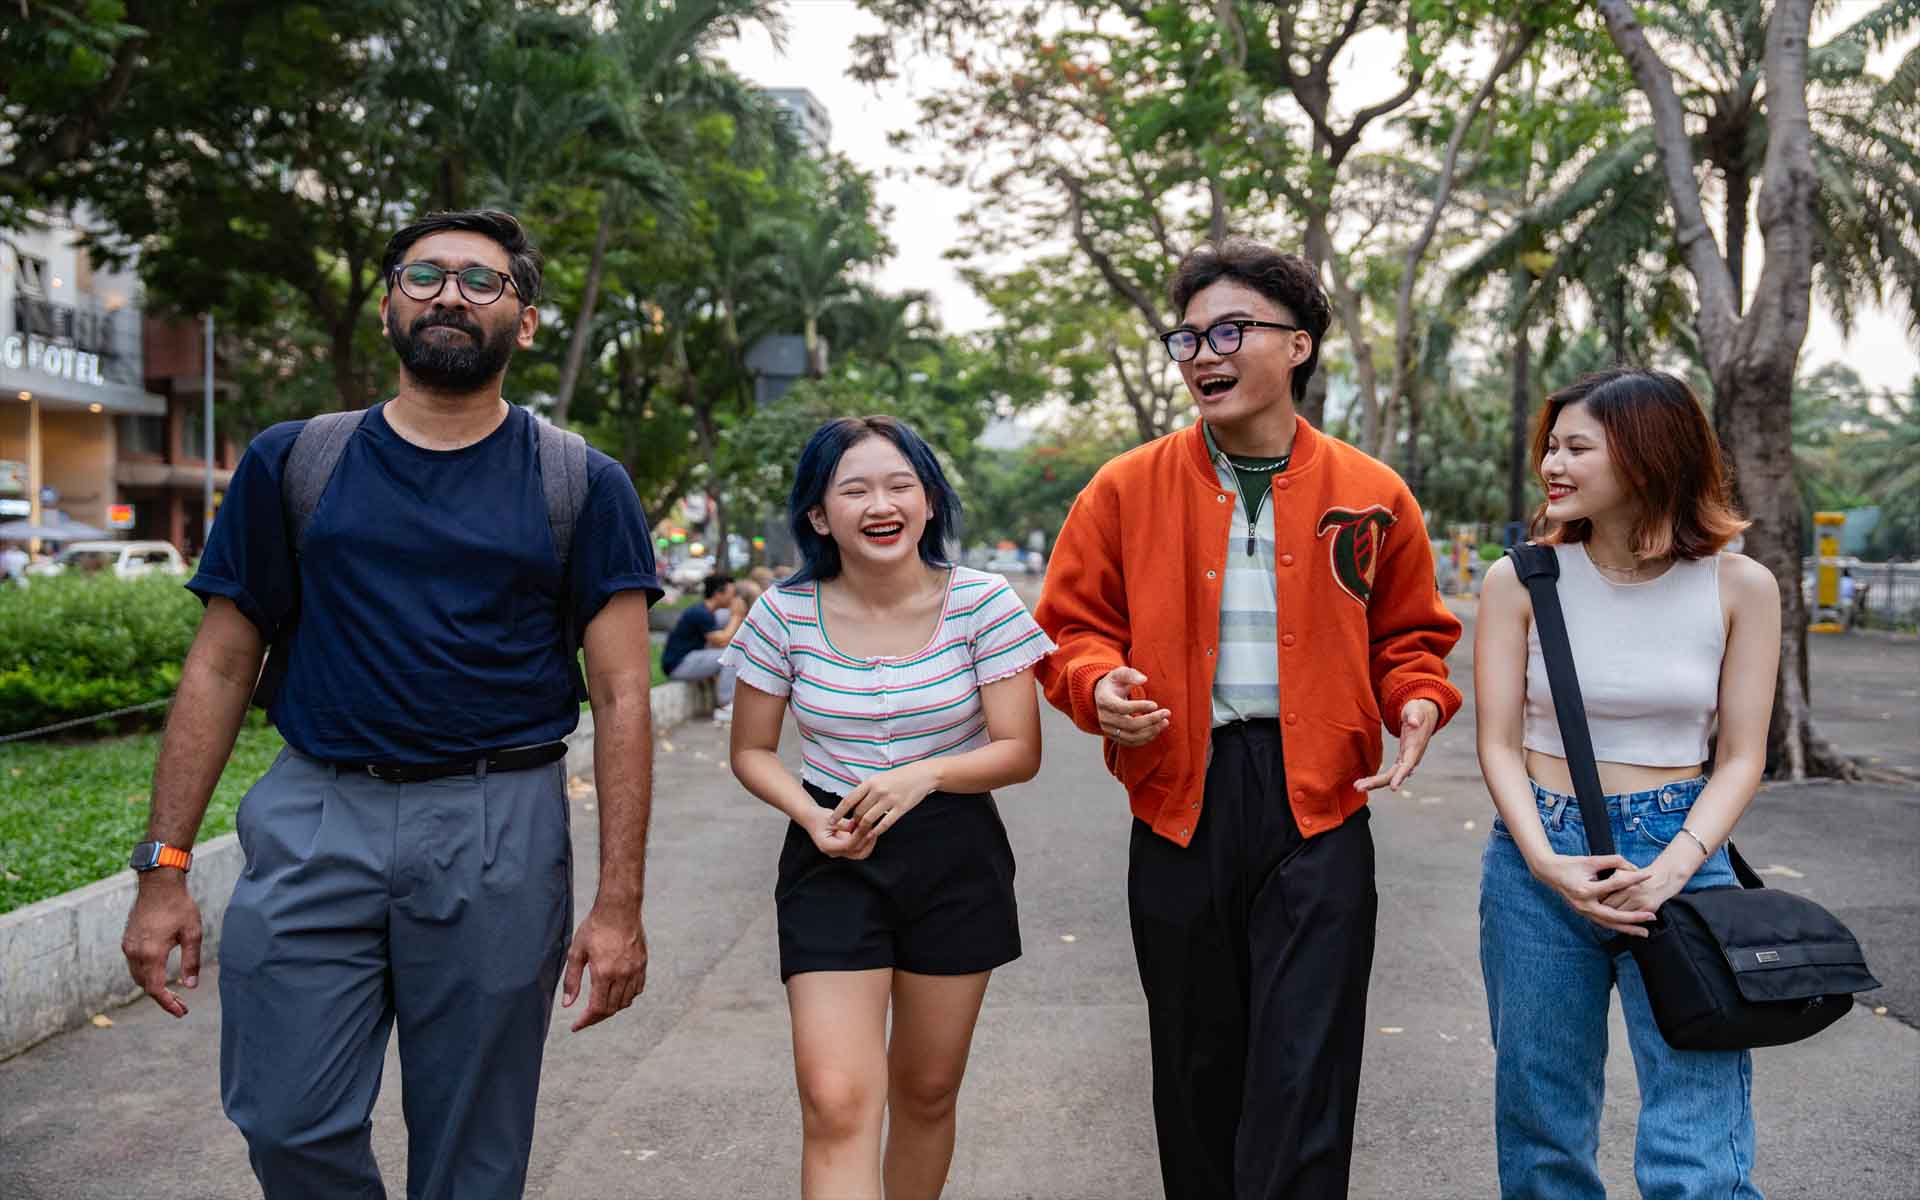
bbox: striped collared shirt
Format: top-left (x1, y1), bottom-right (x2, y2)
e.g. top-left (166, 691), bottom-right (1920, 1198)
top-left (1202, 421), bottom-right (1283, 726)
top-left (721, 567), bottom-right (1055, 794)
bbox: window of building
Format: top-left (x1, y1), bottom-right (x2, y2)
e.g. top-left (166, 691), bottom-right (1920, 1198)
top-left (181, 409), bottom-right (213, 462)
top-left (117, 414), bottom-right (169, 458)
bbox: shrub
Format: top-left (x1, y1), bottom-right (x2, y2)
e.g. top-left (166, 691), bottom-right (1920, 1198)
top-left (0, 574), bottom-right (202, 736)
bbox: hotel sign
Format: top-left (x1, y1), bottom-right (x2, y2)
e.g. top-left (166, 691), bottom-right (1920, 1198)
top-left (5, 252), bottom-right (118, 389)
top-left (1, 332), bottom-right (109, 385)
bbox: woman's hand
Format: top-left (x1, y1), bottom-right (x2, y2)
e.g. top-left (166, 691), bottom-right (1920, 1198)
top-left (1600, 848), bottom-right (1698, 917)
top-left (830, 762), bottom-right (941, 853)
top-left (802, 805), bottom-right (873, 860)
top-left (1530, 852), bottom-right (1660, 937)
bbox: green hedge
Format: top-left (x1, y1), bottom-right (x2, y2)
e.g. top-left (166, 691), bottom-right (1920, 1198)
top-left (0, 574), bottom-right (202, 736)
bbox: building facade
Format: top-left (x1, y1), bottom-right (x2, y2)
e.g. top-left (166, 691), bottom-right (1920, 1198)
top-left (0, 216), bottom-right (234, 555)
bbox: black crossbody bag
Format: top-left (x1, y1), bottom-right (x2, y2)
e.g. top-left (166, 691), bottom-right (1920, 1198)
top-left (1509, 543), bottom-right (1879, 1051)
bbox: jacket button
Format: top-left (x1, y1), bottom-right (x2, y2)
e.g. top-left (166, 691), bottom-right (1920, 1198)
top-left (1293, 790), bottom-right (1306, 804)
top-left (1180, 827), bottom-right (1190, 837)
top-left (1277, 478), bottom-right (1291, 490)
top-left (1205, 647), bottom-right (1215, 656)
top-left (1285, 713), bottom-right (1298, 725)
top-left (1206, 569), bottom-right (1216, 579)
top-left (1300, 814), bottom-right (1314, 829)
top-left (1217, 494), bottom-right (1228, 503)
top-left (1280, 553), bottom-right (1295, 567)
top-left (1282, 633), bottom-right (1297, 647)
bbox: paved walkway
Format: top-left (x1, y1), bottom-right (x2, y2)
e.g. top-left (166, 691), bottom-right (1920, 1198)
top-left (2, 604), bottom-right (1914, 1198)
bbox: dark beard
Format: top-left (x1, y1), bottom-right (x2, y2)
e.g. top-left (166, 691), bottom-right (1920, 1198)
top-left (387, 309), bottom-right (516, 390)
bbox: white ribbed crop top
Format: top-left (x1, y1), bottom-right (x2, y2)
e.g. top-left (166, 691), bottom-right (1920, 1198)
top-left (1524, 543), bottom-right (1725, 768)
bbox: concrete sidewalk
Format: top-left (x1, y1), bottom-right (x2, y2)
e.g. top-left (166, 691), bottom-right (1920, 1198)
top-left (2, 606), bottom-right (1915, 1198)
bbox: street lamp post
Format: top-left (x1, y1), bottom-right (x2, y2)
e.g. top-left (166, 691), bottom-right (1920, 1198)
top-left (203, 312), bottom-right (214, 542)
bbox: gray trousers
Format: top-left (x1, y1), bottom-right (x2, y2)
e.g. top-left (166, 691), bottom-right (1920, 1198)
top-left (668, 646), bottom-right (736, 705)
top-left (219, 748), bottom-right (573, 1200)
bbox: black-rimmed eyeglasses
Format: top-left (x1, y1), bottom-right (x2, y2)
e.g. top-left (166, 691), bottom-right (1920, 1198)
top-left (1159, 319), bottom-right (1300, 362)
top-left (390, 262), bottom-right (521, 306)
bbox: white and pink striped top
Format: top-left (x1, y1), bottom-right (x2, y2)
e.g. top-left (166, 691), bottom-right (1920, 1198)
top-left (721, 567), bottom-right (1055, 794)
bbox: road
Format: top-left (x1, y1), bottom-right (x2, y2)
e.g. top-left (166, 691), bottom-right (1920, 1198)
top-left (2, 598), bottom-right (1915, 1199)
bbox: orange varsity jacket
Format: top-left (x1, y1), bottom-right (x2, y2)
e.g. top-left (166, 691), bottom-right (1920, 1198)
top-left (1034, 416), bottom-right (1464, 847)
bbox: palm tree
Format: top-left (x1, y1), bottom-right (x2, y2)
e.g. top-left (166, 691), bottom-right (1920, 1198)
top-left (547, 0), bottom-right (786, 428)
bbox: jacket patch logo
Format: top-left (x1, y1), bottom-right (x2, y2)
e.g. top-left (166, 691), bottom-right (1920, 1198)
top-left (1316, 505), bottom-right (1397, 605)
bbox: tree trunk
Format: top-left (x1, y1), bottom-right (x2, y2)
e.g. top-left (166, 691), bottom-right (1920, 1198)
top-left (1715, 166), bottom-right (1752, 454)
top-left (1315, 231), bottom-right (1378, 446)
top-left (1506, 318), bottom-right (1533, 531)
top-left (552, 195), bottom-right (615, 429)
top-left (1716, 362), bottom-right (1852, 778)
top-left (803, 312), bottom-right (825, 377)
top-left (1598, 0), bottom-right (1846, 778)
top-left (1402, 374), bottom-right (1424, 494)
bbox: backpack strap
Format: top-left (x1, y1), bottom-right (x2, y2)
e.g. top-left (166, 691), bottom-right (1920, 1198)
top-left (535, 418), bottom-right (589, 573)
top-left (251, 409), bottom-right (368, 709)
top-left (535, 418), bottom-right (592, 701)
top-left (285, 409), bottom-right (368, 551)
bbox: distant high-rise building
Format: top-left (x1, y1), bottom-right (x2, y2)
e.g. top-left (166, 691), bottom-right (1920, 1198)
top-left (766, 88), bottom-right (831, 156)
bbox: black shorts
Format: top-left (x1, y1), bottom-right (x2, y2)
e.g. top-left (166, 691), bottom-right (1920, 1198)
top-left (775, 782), bottom-right (1022, 982)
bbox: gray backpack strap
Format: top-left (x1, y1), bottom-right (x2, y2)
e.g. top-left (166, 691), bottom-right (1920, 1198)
top-left (536, 418), bottom-right (593, 702)
top-left (535, 418), bottom-right (590, 571)
top-left (253, 408), bottom-right (367, 709)
top-left (285, 409), bottom-right (368, 551)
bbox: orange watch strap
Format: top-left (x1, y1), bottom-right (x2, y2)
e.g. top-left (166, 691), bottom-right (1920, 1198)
top-left (156, 845), bottom-right (192, 871)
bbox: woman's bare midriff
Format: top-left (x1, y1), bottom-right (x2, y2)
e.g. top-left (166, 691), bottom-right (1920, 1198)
top-left (1525, 749), bottom-right (1704, 797)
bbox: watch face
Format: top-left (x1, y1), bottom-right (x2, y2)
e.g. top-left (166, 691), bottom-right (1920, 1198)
top-left (129, 842), bottom-right (162, 871)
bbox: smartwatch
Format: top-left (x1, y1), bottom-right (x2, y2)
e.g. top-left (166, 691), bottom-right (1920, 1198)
top-left (130, 841), bottom-right (192, 873)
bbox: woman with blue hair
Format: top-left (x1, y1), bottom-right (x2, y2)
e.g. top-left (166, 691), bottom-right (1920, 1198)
top-left (724, 415), bottom-right (1054, 1199)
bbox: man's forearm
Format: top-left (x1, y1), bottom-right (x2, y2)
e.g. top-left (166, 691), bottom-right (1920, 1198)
top-left (589, 681), bottom-right (653, 909)
top-left (146, 645), bottom-right (259, 847)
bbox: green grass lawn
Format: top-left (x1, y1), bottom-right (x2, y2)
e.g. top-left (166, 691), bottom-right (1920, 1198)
top-left (0, 717), bottom-right (287, 915)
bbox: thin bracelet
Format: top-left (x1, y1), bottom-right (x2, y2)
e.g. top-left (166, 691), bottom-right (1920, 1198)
top-left (1679, 826), bottom-right (1712, 857)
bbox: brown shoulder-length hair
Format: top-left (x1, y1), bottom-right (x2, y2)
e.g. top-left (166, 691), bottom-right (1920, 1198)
top-left (1529, 367), bottom-right (1749, 560)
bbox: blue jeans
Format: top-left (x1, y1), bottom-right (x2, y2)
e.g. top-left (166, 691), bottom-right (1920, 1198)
top-left (1479, 776), bottom-right (1762, 1200)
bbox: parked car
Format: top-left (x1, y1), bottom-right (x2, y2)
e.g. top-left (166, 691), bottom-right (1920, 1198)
top-left (984, 552), bottom-right (1029, 576)
top-left (29, 540), bottom-right (187, 579)
top-left (667, 556), bottom-right (717, 589)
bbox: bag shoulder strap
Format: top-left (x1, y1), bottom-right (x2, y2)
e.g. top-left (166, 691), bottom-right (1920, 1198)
top-left (535, 418), bottom-right (589, 572)
top-left (284, 409), bottom-right (368, 552)
top-left (1506, 543), bottom-right (1618, 858)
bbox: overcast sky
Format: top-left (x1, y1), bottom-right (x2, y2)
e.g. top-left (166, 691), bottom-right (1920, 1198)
top-left (718, 1), bottom-right (1920, 394)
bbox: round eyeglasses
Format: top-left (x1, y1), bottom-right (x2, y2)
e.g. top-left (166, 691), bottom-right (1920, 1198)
top-left (1160, 319), bottom-right (1301, 362)
top-left (391, 262), bottom-right (520, 306)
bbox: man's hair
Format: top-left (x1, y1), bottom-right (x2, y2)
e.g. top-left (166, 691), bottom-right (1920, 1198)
top-left (1530, 368), bottom-right (1749, 560)
top-left (703, 573), bottom-right (735, 599)
top-left (1167, 237), bottom-right (1333, 406)
top-left (381, 210), bottom-right (542, 305)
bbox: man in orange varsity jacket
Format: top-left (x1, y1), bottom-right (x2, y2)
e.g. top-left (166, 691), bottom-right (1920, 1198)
top-left (1035, 238), bottom-right (1463, 1200)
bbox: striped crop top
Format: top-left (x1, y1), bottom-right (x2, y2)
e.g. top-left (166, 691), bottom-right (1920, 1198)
top-left (721, 567), bottom-right (1056, 794)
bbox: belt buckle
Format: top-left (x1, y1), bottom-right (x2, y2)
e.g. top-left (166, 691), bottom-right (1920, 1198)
top-left (366, 763), bottom-right (401, 783)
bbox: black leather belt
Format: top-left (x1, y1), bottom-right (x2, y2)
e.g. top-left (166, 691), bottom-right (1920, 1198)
top-left (348, 741), bottom-right (569, 784)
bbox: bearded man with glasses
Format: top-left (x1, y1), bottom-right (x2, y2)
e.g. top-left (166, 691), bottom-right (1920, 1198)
top-left (121, 210), bottom-right (663, 1199)
top-left (1035, 237), bottom-right (1462, 1199)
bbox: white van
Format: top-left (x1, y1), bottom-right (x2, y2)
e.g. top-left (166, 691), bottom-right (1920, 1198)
top-left (34, 540), bottom-right (188, 579)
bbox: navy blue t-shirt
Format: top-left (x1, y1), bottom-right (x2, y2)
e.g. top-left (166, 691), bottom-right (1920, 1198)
top-left (190, 402), bottom-right (662, 763)
top-left (662, 603), bottom-right (720, 676)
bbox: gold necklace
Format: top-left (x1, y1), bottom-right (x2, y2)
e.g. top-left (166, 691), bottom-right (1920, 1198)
top-left (1588, 550), bottom-right (1656, 579)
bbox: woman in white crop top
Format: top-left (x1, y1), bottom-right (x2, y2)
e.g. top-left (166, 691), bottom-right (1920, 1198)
top-left (1474, 369), bottom-right (1781, 1199)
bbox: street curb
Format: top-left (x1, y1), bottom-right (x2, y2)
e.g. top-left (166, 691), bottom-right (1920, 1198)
top-left (0, 680), bottom-right (708, 1063)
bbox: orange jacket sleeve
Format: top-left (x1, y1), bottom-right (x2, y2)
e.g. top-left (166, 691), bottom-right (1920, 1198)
top-left (1367, 487), bottom-right (1464, 735)
top-left (1034, 477), bottom-right (1130, 737)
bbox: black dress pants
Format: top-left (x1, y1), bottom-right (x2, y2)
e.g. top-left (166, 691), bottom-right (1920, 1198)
top-left (1128, 719), bottom-right (1378, 1200)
